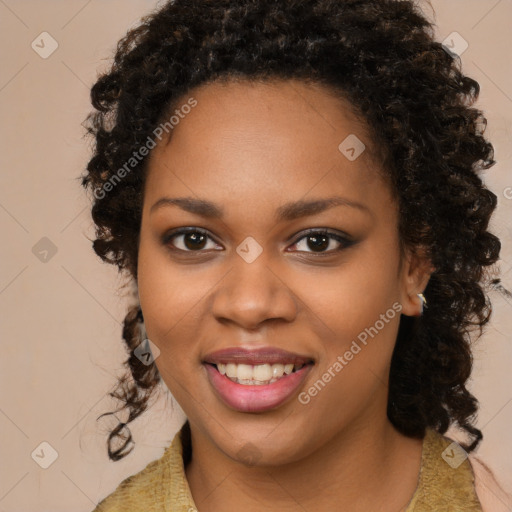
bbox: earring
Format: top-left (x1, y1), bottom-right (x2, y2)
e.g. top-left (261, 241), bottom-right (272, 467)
top-left (417, 293), bottom-right (427, 314)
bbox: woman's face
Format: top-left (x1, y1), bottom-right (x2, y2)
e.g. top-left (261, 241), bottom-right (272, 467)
top-left (138, 79), bottom-right (428, 465)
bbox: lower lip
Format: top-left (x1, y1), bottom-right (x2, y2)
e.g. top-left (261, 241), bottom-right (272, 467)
top-left (204, 363), bottom-right (313, 413)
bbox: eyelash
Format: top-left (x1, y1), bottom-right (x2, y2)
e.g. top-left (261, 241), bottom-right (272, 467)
top-left (162, 227), bottom-right (354, 256)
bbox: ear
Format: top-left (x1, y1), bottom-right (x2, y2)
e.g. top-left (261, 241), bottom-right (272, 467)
top-left (399, 245), bottom-right (435, 317)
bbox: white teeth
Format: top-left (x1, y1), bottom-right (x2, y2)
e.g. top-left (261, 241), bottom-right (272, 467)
top-left (271, 364), bottom-right (285, 379)
top-left (213, 362), bottom-right (306, 385)
top-left (237, 364), bottom-right (253, 381)
top-left (253, 363), bottom-right (272, 381)
top-left (225, 363), bottom-right (237, 378)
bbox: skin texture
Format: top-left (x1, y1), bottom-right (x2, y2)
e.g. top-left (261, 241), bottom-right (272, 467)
top-left (137, 78), bottom-right (434, 512)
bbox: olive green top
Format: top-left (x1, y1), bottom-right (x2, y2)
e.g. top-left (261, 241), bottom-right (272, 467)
top-left (91, 423), bottom-right (482, 511)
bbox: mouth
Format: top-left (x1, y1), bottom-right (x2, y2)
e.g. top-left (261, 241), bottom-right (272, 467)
top-left (202, 347), bottom-right (315, 412)
top-left (206, 361), bottom-right (310, 385)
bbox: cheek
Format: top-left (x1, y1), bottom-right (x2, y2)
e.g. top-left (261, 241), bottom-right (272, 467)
top-left (137, 237), bottom-right (202, 359)
top-left (300, 243), bottom-right (401, 396)
top-left (138, 230), bottom-right (197, 321)
top-left (137, 253), bottom-right (204, 399)
top-left (300, 248), bottom-right (399, 340)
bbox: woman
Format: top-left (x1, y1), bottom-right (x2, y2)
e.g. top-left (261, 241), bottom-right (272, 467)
top-left (82, 0), bottom-right (512, 510)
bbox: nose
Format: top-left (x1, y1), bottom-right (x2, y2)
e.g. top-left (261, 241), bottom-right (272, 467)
top-left (210, 254), bottom-right (298, 331)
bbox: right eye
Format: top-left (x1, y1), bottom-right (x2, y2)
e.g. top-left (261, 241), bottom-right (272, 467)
top-left (162, 227), bottom-right (222, 252)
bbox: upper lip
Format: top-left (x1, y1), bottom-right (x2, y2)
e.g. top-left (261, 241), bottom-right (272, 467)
top-left (203, 347), bottom-right (314, 366)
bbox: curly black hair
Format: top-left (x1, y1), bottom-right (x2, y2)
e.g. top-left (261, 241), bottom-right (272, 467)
top-left (81, 0), bottom-right (506, 461)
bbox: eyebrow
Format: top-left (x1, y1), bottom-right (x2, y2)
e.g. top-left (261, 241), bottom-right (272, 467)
top-left (150, 196), bottom-right (371, 221)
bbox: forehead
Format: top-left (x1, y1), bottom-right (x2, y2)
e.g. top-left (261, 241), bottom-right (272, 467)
top-left (144, 78), bottom-right (391, 208)
top-left (155, 78), bottom-right (372, 152)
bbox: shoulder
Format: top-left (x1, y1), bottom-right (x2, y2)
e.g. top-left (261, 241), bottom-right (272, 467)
top-left (414, 428), bottom-right (512, 512)
top-left (406, 428), bottom-right (483, 511)
top-left (90, 436), bottom-right (179, 512)
top-left (468, 453), bottom-right (512, 512)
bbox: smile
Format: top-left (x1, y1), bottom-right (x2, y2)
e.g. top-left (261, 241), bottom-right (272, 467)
top-left (204, 360), bottom-right (314, 413)
top-left (215, 362), bottom-right (306, 385)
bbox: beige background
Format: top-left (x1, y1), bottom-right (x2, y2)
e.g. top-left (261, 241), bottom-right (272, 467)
top-left (0, 1), bottom-right (511, 510)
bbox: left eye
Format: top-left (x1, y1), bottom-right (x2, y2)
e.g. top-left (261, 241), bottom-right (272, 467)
top-left (289, 230), bottom-right (352, 254)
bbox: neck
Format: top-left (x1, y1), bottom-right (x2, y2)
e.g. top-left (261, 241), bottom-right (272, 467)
top-left (184, 413), bottom-right (423, 512)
